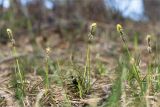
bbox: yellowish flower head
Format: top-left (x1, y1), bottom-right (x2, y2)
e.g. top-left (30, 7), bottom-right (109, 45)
top-left (46, 47), bottom-right (51, 55)
top-left (90, 23), bottom-right (97, 35)
top-left (6, 28), bottom-right (13, 38)
top-left (116, 24), bottom-right (123, 33)
top-left (90, 23), bottom-right (97, 28)
top-left (6, 28), bottom-right (12, 33)
top-left (146, 35), bottom-right (151, 42)
top-left (130, 57), bottom-right (135, 65)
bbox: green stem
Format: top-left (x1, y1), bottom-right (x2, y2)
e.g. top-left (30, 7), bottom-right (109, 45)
top-left (87, 45), bottom-right (91, 91)
top-left (13, 46), bottom-right (23, 88)
top-left (45, 57), bottom-right (49, 91)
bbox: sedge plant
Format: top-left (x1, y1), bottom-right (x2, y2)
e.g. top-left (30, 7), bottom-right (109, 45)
top-left (146, 35), bottom-right (152, 94)
top-left (6, 28), bottom-right (25, 105)
top-left (77, 23), bottom-right (97, 98)
top-left (85, 22), bottom-right (97, 90)
top-left (145, 35), bottom-right (154, 107)
top-left (116, 24), bottom-right (142, 92)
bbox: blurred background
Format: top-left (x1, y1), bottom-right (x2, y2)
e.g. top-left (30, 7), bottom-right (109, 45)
top-left (0, 0), bottom-right (160, 47)
top-left (0, 0), bottom-right (160, 33)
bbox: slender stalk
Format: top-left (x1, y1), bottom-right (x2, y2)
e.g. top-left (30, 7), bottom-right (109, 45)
top-left (45, 56), bottom-right (49, 91)
top-left (86, 45), bottom-right (91, 92)
top-left (44, 47), bottom-right (51, 92)
top-left (13, 47), bottom-right (23, 85)
top-left (83, 45), bottom-right (91, 94)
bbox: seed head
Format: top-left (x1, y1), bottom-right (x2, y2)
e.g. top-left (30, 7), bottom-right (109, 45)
top-left (116, 24), bottom-right (123, 34)
top-left (146, 35), bottom-right (152, 53)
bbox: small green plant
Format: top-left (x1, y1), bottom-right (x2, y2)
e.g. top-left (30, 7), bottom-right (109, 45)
top-left (96, 60), bottom-right (107, 75)
top-left (95, 54), bottom-right (108, 76)
top-left (6, 28), bottom-right (25, 105)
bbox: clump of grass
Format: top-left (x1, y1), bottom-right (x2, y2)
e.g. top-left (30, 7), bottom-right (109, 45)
top-left (71, 23), bottom-right (97, 98)
top-left (117, 24), bottom-right (142, 92)
top-left (116, 24), bottom-right (142, 92)
top-left (104, 58), bottom-right (123, 107)
top-left (6, 28), bottom-right (25, 105)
